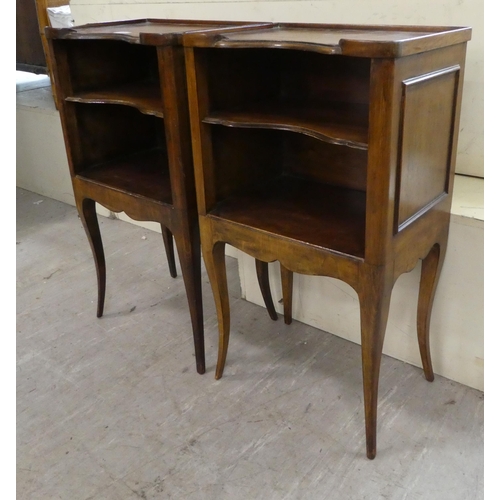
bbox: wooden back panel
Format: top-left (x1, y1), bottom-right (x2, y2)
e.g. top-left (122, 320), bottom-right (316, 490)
top-left (73, 103), bottom-right (163, 171)
top-left (210, 127), bottom-right (283, 205)
top-left (279, 50), bottom-right (370, 106)
top-left (60, 39), bottom-right (159, 92)
top-left (283, 134), bottom-right (368, 192)
top-left (205, 48), bottom-right (280, 111)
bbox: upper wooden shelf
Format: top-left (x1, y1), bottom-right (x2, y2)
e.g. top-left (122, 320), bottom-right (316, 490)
top-left (184, 23), bottom-right (472, 57)
top-left (66, 81), bottom-right (163, 118)
top-left (45, 19), bottom-right (273, 46)
top-left (204, 101), bottom-right (369, 149)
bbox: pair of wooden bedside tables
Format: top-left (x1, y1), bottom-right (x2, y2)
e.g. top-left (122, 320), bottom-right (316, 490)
top-left (45, 19), bottom-right (471, 458)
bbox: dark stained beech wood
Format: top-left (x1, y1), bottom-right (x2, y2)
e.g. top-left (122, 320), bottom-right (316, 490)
top-left (210, 175), bottom-right (366, 258)
top-left (280, 265), bottom-right (293, 325)
top-left (185, 23), bottom-right (471, 458)
top-left (417, 240), bottom-right (447, 382)
top-left (46, 19), bottom-right (273, 46)
top-left (255, 260), bottom-right (278, 321)
top-left (204, 101), bottom-right (369, 149)
top-left (212, 26), bottom-right (419, 54)
top-left (47, 23), bottom-right (210, 374)
top-left (75, 195), bottom-right (106, 318)
top-left (77, 149), bottom-right (173, 204)
top-left (161, 225), bottom-right (178, 279)
top-left (184, 23), bottom-right (471, 58)
top-left (45, 18), bottom-right (280, 377)
top-left (66, 81), bottom-right (163, 118)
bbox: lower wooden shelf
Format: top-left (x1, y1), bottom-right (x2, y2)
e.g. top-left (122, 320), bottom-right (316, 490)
top-left (209, 174), bottom-right (366, 258)
top-left (76, 148), bottom-right (172, 204)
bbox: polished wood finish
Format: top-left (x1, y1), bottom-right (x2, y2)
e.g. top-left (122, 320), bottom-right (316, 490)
top-left (203, 102), bottom-right (369, 149)
top-left (65, 81), bottom-right (163, 118)
top-left (255, 260), bottom-right (278, 321)
top-left (46, 18), bottom-right (280, 375)
top-left (161, 226), bottom-right (178, 279)
top-left (211, 175), bottom-right (366, 257)
top-left (185, 23), bottom-right (471, 457)
top-left (45, 20), bottom-right (265, 376)
top-left (280, 265), bottom-right (293, 325)
top-left (395, 66), bottom-right (460, 231)
top-left (185, 23), bottom-right (471, 57)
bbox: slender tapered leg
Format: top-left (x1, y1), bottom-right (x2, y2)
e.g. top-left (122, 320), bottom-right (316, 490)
top-left (175, 222), bottom-right (205, 374)
top-left (161, 225), bottom-right (177, 278)
top-left (201, 235), bottom-right (230, 380)
top-left (255, 260), bottom-right (278, 321)
top-left (358, 267), bottom-right (393, 459)
top-left (75, 196), bottom-right (106, 318)
top-left (280, 265), bottom-right (293, 325)
top-left (417, 242), bottom-right (446, 382)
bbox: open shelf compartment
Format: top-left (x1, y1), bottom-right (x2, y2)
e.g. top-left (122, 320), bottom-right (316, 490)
top-left (206, 126), bottom-right (367, 258)
top-left (210, 174), bottom-right (366, 257)
top-left (56, 38), bottom-right (162, 116)
top-left (72, 102), bottom-right (172, 204)
top-left (77, 148), bottom-right (172, 204)
top-left (202, 48), bottom-right (370, 147)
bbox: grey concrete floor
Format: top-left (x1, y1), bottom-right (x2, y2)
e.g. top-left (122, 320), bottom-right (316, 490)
top-left (17, 187), bottom-right (483, 499)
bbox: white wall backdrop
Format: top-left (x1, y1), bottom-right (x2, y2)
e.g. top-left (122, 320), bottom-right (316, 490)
top-left (69, 0), bottom-right (484, 178)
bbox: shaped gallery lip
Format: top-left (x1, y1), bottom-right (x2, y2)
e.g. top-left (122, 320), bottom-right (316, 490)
top-left (206, 24), bottom-right (472, 57)
top-left (45, 19), bottom-right (273, 46)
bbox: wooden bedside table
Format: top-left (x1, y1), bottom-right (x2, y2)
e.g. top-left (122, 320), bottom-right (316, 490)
top-left (45, 18), bottom-right (279, 375)
top-left (184, 22), bottom-right (471, 457)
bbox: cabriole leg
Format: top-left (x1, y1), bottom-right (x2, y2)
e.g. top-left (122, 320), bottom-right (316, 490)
top-left (75, 196), bottom-right (106, 318)
top-left (255, 260), bottom-right (278, 321)
top-left (161, 225), bottom-right (177, 278)
top-left (280, 265), bottom-right (293, 325)
top-left (417, 241), bottom-right (447, 382)
top-left (201, 234), bottom-right (230, 380)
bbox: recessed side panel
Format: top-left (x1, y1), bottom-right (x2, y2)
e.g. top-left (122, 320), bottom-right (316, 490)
top-left (395, 65), bottom-right (460, 232)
